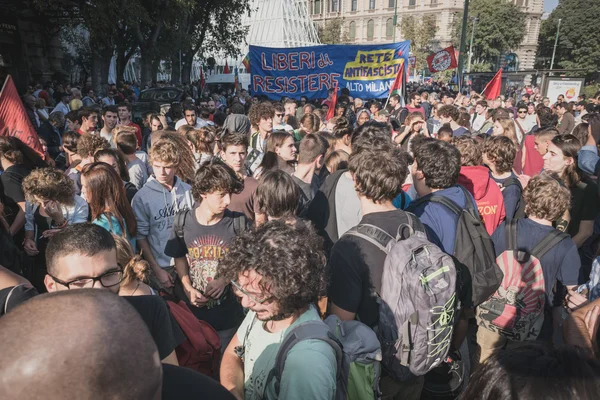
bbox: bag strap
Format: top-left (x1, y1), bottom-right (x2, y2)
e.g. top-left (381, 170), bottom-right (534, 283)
top-left (421, 194), bottom-right (463, 216)
top-left (344, 223), bottom-right (395, 254)
top-left (531, 229), bottom-right (570, 260)
top-left (505, 219), bottom-right (518, 250)
top-left (515, 119), bottom-right (525, 136)
top-left (174, 209), bottom-right (190, 239)
top-left (3, 284), bottom-right (26, 315)
top-left (233, 214), bottom-right (247, 236)
top-left (502, 177), bottom-right (522, 189)
top-left (265, 320), bottom-right (344, 399)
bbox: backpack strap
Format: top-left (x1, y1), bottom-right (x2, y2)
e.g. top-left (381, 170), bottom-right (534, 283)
top-left (265, 320), bottom-right (344, 399)
top-left (233, 214), bottom-right (247, 236)
top-left (3, 284), bottom-right (26, 315)
top-left (502, 177), bottom-right (522, 189)
top-left (174, 209), bottom-right (190, 239)
top-left (505, 219), bottom-right (518, 251)
top-left (531, 230), bottom-right (570, 260)
top-left (344, 224), bottom-right (395, 254)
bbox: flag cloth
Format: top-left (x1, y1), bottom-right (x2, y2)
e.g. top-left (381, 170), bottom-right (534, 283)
top-left (427, 46), bottom-right (458, 73)
top-left (0, 75), bottom-right (44, 157)
top-left (482, 69), bottom-right (503, 100)
top-left (389, 60), bottom-right (405, 97)
top-left (326, 83), bottom-right (338, 121)
top-left (242, 54), bottom-right (250, 72)
top-left (234, 67), bottom-right (240, 94)
top-left (223, 61), bottom-right (230, 74)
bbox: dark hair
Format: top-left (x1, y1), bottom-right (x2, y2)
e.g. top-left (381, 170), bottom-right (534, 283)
top-left (186, 126), bottom-right (216, 155)
top-left (81, 162), bottom-right (137, 238)
top-left (117, 103), bottom-right (132, 112)
top-left (300, 113), bottom-right (320, 134)
top-left (437, 123), bottom-right (453, 138)
top-left (349, 147), bottom-right (409, 202)
top-left (413, 138), bottom-right (460, 189)
top-left (258, 131), bottom-right (295, 172)
top-left (463, 344), bottom-right (600, 400)
top-left (62, 131), bottom-right (80, 153)
top-left (390, 94), bottom-right (401, 103)
top-left (571, 123), bottom-right (589, 146)
top-left (351, 122), bottom-right (393, 153)
top-left (476, 100), bottom-right (488, 108)
top-left (77, 134), bottom-right (110, 158)
top-left (453, 136), bottom-right (482, 166)
top-left (482, 135), bottom-right (516, 174)
top-left (66, 110), bottom-right (83, 125)
top-left (409, 92), bottom-right (420, 102)
top-left (94, 148), bottom-right (130, 182)
top-left (537, 106), bottom-right (558, 129)
top-left (183, 103), bottom-right (196, 114)
top-left (221, 131), bottom-right (249, 151)
top-left (550, 134), bottom-right (582, 188)
top-left (79, 107), bottom-right (98, 120)
top-left (331, 117), bottom-right (352, 141)
top-left (231, 102), bottom-right (245, 115)
top-left (248, 102), bottom-right (275, 128)
top-left (102, 105), bottom-right (118, 116)
top-left (219, 220), bottom-right (326, 318)
top-left (0, 136), bottom-right (46, 169)
top-left (46, 223), bottom-right (116, 275)
top-left (438, 105), bottom-right (460, 121)
top-left (255, 170), bottom-right (300, 218)
top-left (191, 160), bottom-right (243, 202)
top-left (298, 133), bottom-right (328, 164)
top-left (114, 128), bottom-right (137, 155)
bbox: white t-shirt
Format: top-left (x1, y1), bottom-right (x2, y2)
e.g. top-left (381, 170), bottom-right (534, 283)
top-left (174, 118), bottom-right (209, 130)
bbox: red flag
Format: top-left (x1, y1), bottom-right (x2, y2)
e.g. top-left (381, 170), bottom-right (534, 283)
top-left (0, 76), bottom-right (44, 157)
top-left (482, 69), bottom-right (503, 100)
top-left (326, 83), bottom-right (338, 121)
top-left (223, 61), bottom-right (230, 74)
top-left (389, 61), bottom-right (405, 96)
top-left (427, 46), bottom-right (458, 73)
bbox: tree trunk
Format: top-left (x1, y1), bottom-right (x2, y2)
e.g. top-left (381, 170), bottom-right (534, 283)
top-left (91, 49), bottom-right (111, 97)
top-left (171, 53), bottom-right (181, 85)
top-left (181, 51), bottom-right (194, 84)
top-left (140, 49), bottom-right (154, 87)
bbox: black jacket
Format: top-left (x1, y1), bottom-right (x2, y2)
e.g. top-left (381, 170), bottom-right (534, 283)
top-left (37, 120), bottom-right (62, 160)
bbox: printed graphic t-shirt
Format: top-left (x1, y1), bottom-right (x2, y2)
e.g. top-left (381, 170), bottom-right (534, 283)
top-left (164, 209), bottom-right (244, 330)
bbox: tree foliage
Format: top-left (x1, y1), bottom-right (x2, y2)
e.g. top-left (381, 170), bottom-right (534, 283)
top-left (317, 18), bottom-right (348, 44)
top-left (536, 0), bottom-right (600, 74)
top-left (401, 15), bottom-right (437, 72)
top-left (451, 0), bottom-right (526, 71)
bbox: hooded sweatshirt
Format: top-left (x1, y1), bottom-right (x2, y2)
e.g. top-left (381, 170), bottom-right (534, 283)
top-left (223, 114), bottom-right (251, 137)
top-left (458, 166), bottom-right (506, 235)
top-left (132, 176), bottom-right (194, 269)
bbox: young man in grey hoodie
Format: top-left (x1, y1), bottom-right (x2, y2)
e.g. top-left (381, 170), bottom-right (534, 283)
top-left (132, 139), bottom-right (194, 291)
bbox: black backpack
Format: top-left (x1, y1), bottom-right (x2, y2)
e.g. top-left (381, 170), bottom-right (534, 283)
top-left (174, 209), bottom-right (247, 239)
top-left (409, 186), bottom-right (503, 307)
top-left (500, 177), bottom-right (526, 219)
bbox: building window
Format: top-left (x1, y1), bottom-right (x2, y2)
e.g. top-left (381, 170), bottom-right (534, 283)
top-left (431, 0), bottom-right (437, 4)
top-left (349, 21), bottom-right (356, 39)
top-left (331, 0), bottom-right (339, 12)
top-left (351, 0), bottom-right (357, 11)
top-left (369, 0), bottom-right (376, 10)
top-left (389, 0), bottom-right (396, 7)
top-left (367, 19), bottom-right (374, 39)
top-left (408, 0), bottom-right (416, 6)
top-left (313, 0), bottom-right (321, 14)
top-left (386, 18), bottom-right (394, 37)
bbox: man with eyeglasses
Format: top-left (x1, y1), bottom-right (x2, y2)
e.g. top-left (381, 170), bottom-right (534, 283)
top-left (0, 223), bottom-right (184, 365)
top-left (515, 104), bottom-right (535, 140)
top-left (272, 103), bottom-right (292, 132)
top-left (219, 221), bottom-right (337, 400)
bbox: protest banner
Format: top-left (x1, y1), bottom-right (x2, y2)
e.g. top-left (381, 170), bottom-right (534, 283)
top-left (249, 41), bottom-right (410, 100)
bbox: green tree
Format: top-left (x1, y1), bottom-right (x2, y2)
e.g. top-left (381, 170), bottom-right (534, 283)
top-left (401, 15), bottom-right (437, 74)
top-left (536, 0), bottom-right (600, 74)
top-left (317, 18), bottom-right (348, 44)
top-left (451, 0), bottom-right (526, 72)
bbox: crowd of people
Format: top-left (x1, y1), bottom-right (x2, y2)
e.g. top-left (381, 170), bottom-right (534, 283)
top-left (2, 79), bottom-right (600, 400)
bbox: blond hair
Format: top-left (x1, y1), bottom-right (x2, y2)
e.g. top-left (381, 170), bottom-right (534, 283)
top-left (113, 235), bottom-right (150, 286)
top-left (523, 173), bottom-right (571, 222)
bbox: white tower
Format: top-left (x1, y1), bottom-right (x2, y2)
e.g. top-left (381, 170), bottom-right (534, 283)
top-left (244, 0), bottom-right (321, 48)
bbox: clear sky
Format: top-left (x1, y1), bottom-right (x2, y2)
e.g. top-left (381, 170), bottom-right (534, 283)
top-left (544, 0), bottom-right (558, 12)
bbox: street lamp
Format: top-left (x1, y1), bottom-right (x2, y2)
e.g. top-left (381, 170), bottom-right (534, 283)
top-left (549, 18), bottom-right (561, 75)
top-left (467, 17), bottom-right (478, 73)
top-left (393, 0), bottom-right (398, 43)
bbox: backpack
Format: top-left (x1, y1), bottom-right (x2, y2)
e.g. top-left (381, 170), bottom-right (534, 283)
top-left (500, 177), bottom-right (526, 219)
top-left (476, 219), bottom-right (569, 341)
top-left (174, 209), bottom-right (247, 239)
top-left (410, 186), bottom-right (503, 307)
top-left (265, 314), bottom-right (382, 400)
top-left (344, 212), bottom-right (457, 380)
top-left (159, 291), bottom-right (222, 377)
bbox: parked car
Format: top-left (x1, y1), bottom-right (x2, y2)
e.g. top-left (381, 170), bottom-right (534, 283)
top-left (132, 87), bottom-right (184, 125)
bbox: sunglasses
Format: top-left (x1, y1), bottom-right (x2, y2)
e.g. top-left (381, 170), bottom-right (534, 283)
top-left (231, 280), bottom-right (274, 304)
top-left (275, 113), bottom-right (284, 117)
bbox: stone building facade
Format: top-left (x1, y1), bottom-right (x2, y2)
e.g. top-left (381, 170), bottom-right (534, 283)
top-left (307, 0), bottom-right (543, 70)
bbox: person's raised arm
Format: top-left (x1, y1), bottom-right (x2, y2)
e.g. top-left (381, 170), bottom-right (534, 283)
top-left (0, 265), bottom-right (31, 290)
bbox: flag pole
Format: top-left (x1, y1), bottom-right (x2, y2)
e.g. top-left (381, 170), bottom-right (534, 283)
top-left (384, 61), bottom-right (404, 109)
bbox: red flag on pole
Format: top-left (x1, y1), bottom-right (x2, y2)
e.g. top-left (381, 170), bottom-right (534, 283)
top-left (384, 61), bottom-right (405, 109)
top-left (326, 83), bottom-right (338, 121)
top-left (0, 75), bottom-right (44, 157)
top-left (223, 61), bottom-right (230, 74)
top-left (427, 46), bottom-right (458, 73)
top-left (482, 69), bottom-right (503, 100)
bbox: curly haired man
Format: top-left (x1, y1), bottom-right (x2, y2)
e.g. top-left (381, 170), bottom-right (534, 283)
top-left (219, 221), bottom-right (337, 400)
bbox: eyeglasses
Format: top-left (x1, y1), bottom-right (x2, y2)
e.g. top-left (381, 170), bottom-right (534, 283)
top-left (231, 280), bottom-right (273, 304)
top-left (275, 113), bottom-right (284, 117)
top-left (48, 266), bottom-right (123, 290)
top-left (518, 111), bottom-right (527, 114)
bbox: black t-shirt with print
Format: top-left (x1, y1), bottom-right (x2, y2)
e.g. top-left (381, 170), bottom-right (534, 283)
top-left (164, 208), bottom-right (245, 331)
